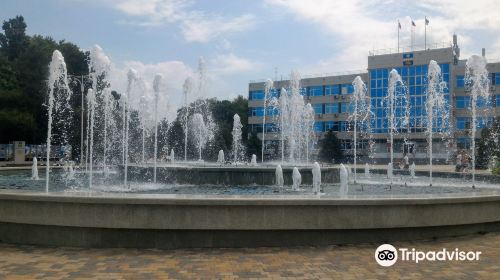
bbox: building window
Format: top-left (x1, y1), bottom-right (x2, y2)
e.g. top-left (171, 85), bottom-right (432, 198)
top-left (314, 122), bottom-right (324, 132)
top-left (249, 90), bottom-right (264, 100)
top-left (456, 96), bottom-right (470, 109)
top-left (495, 73), bottom-right (500, 85)
top-left (251, 107), bottom-right (264, 117)
top-left (497, 95), bottom-right (500, 107)
top-left (325, 121), bottom-right (339, 131)
top-left (457, 138), bottom-right (471, 150)
top-left (313, 104), bottom-right (323, 115)
top-left (456, 75), bottom-right (465, 88)
top-left (325, 103), bottom-right (339, 114)
top-left (325, 85), bottom-right (340, 95)
top-left (456, 117), bottom-right (471, 130)
top-left (341, 84), bottom-right (354, 94)
top-left (308, 86), bottom-right (323, 96)
top-left (340, 103), bottom-right (349, 113)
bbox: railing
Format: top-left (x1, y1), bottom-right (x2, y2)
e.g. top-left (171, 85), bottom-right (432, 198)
top-left (368, 42), bottom-right (452, 56)
top-left (250, 69), bottom-right (367, 83)
top-left (487, 57), bottom-right (500, 64)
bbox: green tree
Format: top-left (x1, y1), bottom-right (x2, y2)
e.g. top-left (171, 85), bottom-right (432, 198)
top-left (0, 15), bottom-right (28, 60)
top-left (318, 129), bottom-right (344, 163)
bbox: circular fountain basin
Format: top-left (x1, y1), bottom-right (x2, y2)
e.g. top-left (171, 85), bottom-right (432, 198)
top-left (0, 189), bottom-right (499, 248)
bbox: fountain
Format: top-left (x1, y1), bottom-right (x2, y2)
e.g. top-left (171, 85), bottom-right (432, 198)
top-left (45, 50), bottom-right (71, 192)
top-left (387, 162), bottom-right (393, 179)
top-left (182, 77), bottom-right (194, 161)
top-left (386, 69), bottom-right (409, 185)
top-left (153, 74), bottom-right (162, 183)
top-left (276, 71), bottom-right (316, 162)
top-left (278, 88), bottom-right (288, 163)
top-left (87, 89), bottom-right (96, 189)
top-left (232, 114), bottom-right (243, 163)
top-left (170, 149), bottom-right (175, 163)
top-left (275, 165), bottom-right (284, 187)
top-left (426, 60), bottom-right (449, 186)
top-left (89, 45), bottom-right (111, 176)
top-left (349, 76), bottom-right (370, 183)
top-left (312, 162), bottom-right (321, 194)
top-left (4, 43), bottom-right (500, 251)
top-left (251, 154), bottom-right (257, 166)
top-left (292, 167), bottom-right (301, 190)
top-left (191, 113), bottom-right (208, 161)
top-left (339, 164), bottom-right (349, 197)
top-left (262, 79), bottom-right (273, 163)
top-left (31, 157), bottom-right (39, 180)
top-left (217, 150), bottom-right (225, 165)
top-left (465, 55), bottom-right (491, 188)
top-left (123, 68), bottom-right (137, 186)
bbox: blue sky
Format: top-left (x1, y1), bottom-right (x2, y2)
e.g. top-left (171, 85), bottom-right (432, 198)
top-left (2, 0), bottom-right (500, 110)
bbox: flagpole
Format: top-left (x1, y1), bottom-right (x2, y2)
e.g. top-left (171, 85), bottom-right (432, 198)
top-left (425, 17), bottom-right (427, 50)
top-left (397, 20), bottom-right (400, 53)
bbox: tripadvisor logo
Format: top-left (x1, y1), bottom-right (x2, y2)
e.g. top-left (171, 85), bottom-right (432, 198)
top-left (375, 244), bottom-right (482, 267)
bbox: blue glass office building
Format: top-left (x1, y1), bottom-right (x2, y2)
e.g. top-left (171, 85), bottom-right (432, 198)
top-left (248, 36), bottom-right (500, 163)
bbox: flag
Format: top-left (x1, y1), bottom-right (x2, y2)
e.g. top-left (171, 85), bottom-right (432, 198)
top-left (425, 17), bottom-right (429, 25)
top-left (412, 20), bottom-right (416, 27)
top-left (398, 20), bottom-right (401, 29)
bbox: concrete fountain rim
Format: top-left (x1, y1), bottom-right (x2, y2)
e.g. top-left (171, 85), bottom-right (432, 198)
top-left (1, 189), bottom-right (499, 206)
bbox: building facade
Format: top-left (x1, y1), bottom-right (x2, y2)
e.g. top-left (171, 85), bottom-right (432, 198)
top-left (248, 36), bottom-right (500, 163)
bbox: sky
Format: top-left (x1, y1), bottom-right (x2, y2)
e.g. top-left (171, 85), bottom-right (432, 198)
top-left (1, 0), bottom-right (500, 116)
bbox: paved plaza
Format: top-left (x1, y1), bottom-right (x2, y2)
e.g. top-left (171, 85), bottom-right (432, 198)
top-left (0, 232), bottom-right (498, 279)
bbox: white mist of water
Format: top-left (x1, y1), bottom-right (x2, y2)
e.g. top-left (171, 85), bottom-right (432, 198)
top-left (386, 69), bottom-right (409, 185)
top-left (191, 113), bottom-right (207, 161)
top-left (123, 68), bottom-right (137, 187)
top-left (465, 55), bottom-right (491, 188)
top-left (170, 149), bottom-right (175, 163)
top-left (292, 167), bottom-right (301, 191)
top-left (232, 114), bottom-right (243, 163)
top-left (387, 162), bottom-right (393, 179)
top-left (153, 73), bottom-right (162, 183)
top-left (32, 157), bottom-right (39, 180)
top-left (183, 77), bottom-right (194, 161)
top-left (275, 164), bottom-right (284, 187)
top-left (87, 89), bottom-right (96, 190)
top-left (276, 71), bottom-right (316, 163)
top-left (339, 163), bottom-right (348, 198)
top-left (410, 162), bottom-right (416, 179)
top-left (312, 162), bottom-right (321, 194)
top-left (350, 76), bottom-right (370, 183)
top-left (89, 45), bottom-right (111, 175)
top-left (364, 163), bottom-right (370, 178)
top-left (262, 79), bottom-right (273, 162)
top-left (426, 60), bottom-right (449, 187)
top-left (46, 50), bottom-right (71, 193)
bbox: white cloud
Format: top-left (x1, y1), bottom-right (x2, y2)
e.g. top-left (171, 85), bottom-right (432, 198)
top-left (210, 53), bottom-right (262, 74)
top-left (105, 0), bottom-right (255, 42)
top-left (266, 0), bottom-right (500, 72)
top-left (108, 59), bottom-right (194, 120)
